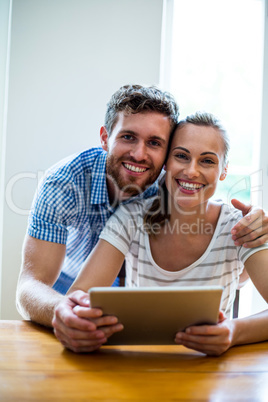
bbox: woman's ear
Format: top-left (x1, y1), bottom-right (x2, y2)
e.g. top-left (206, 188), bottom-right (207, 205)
top-left (220, 163), bottom-right (228, 181)
top-left (100, 126), bottom-right (109, 151)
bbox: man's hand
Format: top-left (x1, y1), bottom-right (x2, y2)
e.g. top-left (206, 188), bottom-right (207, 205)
top-left (52, 290), bottom-right (123, 353)
top-left (231, 199), bottom-right (268, 248)
top-left (174, 312), bottom-right (234, 356)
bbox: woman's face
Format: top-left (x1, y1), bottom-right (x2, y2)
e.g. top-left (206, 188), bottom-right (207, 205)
top-left (165, 123), bottom-right (227, 211)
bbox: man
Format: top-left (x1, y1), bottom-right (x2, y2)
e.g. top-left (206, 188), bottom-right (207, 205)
top-left (17, 84), bottom-right (268, 352)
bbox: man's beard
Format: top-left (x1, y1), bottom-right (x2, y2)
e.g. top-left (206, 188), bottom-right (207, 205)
top-left (106, 154), bottom-right (161, 196)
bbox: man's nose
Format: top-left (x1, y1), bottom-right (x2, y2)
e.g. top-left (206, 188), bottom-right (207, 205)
top-left (130, 142), bottom-right (147, 161)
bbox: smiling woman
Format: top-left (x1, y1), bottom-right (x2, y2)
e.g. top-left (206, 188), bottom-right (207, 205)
top-left (64, 111), bottom-right (268, 356)
top-left (144, 112), bottom-right (229, 232)
top-left (165, 124), bottom-right (227, 209)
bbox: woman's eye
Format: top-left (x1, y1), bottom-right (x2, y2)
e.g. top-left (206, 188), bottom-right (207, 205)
top-left (202, 159), bottom-right (215, 165)
top-left (175, 153), bottom-right (188, 160)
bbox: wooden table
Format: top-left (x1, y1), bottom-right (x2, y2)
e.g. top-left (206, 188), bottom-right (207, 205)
top-left (0, 321), bottom-right (268, 401)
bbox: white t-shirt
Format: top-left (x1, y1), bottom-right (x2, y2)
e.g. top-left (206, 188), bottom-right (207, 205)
top-left (100, 199), bottom-right (268, 317)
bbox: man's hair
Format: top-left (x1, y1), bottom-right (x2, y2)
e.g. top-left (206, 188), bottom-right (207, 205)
top-left (104, 84), bottom-right (180, 135)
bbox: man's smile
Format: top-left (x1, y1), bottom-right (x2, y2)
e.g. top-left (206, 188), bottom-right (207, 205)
top-left (122, 162), bottom-right (149, 174)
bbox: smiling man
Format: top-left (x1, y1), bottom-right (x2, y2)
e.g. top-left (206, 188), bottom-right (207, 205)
top-left (102, 111), bottom-right (171, 200)
top-left (16, 85), bottom-right (179, 327)
top-left (16, 84), bottom-right (268, 351)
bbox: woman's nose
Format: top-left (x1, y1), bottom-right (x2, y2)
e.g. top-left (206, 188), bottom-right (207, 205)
top-left (184, 161), bottom-right (199, 178)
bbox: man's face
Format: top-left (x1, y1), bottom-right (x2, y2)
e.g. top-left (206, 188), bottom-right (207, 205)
top-left (101, 111), bottom-right (172, 200)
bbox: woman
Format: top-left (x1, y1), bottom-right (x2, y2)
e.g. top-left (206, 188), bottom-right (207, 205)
top-left (66, 112), bottom-right (268, 355)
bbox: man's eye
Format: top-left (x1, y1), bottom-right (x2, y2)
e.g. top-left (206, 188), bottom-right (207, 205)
top-left (122, 135), bottom-right (134, 141)
top-left (149, 140), bottom-right (161, 147)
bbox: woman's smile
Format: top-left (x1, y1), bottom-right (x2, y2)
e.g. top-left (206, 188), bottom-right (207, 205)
top-left (176, 179), bottom-right (205, 194)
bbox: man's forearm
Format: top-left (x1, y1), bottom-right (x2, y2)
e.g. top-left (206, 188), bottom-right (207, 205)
top-left (16, 277), bottom-right (64, 327)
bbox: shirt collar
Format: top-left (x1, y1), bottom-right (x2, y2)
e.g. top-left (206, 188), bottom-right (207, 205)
top-left (90, 151), bottom-right (110, 205)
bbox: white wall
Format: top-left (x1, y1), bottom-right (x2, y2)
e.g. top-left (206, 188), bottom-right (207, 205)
top-left (0, 0), bottom-right (12, 318)
top-left (1, 0), bottom-right (164, 319)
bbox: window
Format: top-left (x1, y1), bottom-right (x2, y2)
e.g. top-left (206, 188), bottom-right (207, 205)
top-left (162, 0), bottom-right (264, 204)
top-left (161, 0), bottom-right (266, 316)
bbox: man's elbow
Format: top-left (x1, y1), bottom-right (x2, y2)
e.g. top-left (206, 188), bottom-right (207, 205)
top-left (16, 274), bottom-right (30, 319)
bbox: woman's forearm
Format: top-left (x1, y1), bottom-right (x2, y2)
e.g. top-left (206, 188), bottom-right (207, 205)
top-left (231, 309), bottom-right (268, 347)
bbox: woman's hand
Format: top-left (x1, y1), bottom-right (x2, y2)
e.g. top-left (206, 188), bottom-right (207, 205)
top-left (174, 312), bottom-right (235, 356)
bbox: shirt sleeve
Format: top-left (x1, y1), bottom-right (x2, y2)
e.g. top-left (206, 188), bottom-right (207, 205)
top-left (99, 201), bottom-right (144, 256)
top-left (27, 173), bottom-right (79, 244)
top-left (238, 242), bottom-right (268, 264)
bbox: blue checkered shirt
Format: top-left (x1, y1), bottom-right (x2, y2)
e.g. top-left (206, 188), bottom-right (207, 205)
top-left (28, 147), bottom-right (158, 293)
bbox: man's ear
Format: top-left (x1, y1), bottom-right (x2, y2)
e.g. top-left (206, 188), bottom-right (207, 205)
top-left (220, 163), bottom-right (228, 181)
top-left (100, 126), bottom-right (109, 151)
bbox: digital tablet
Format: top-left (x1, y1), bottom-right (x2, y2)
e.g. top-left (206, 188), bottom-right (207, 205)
top-left (88, 286), bottom-right (223, 345)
